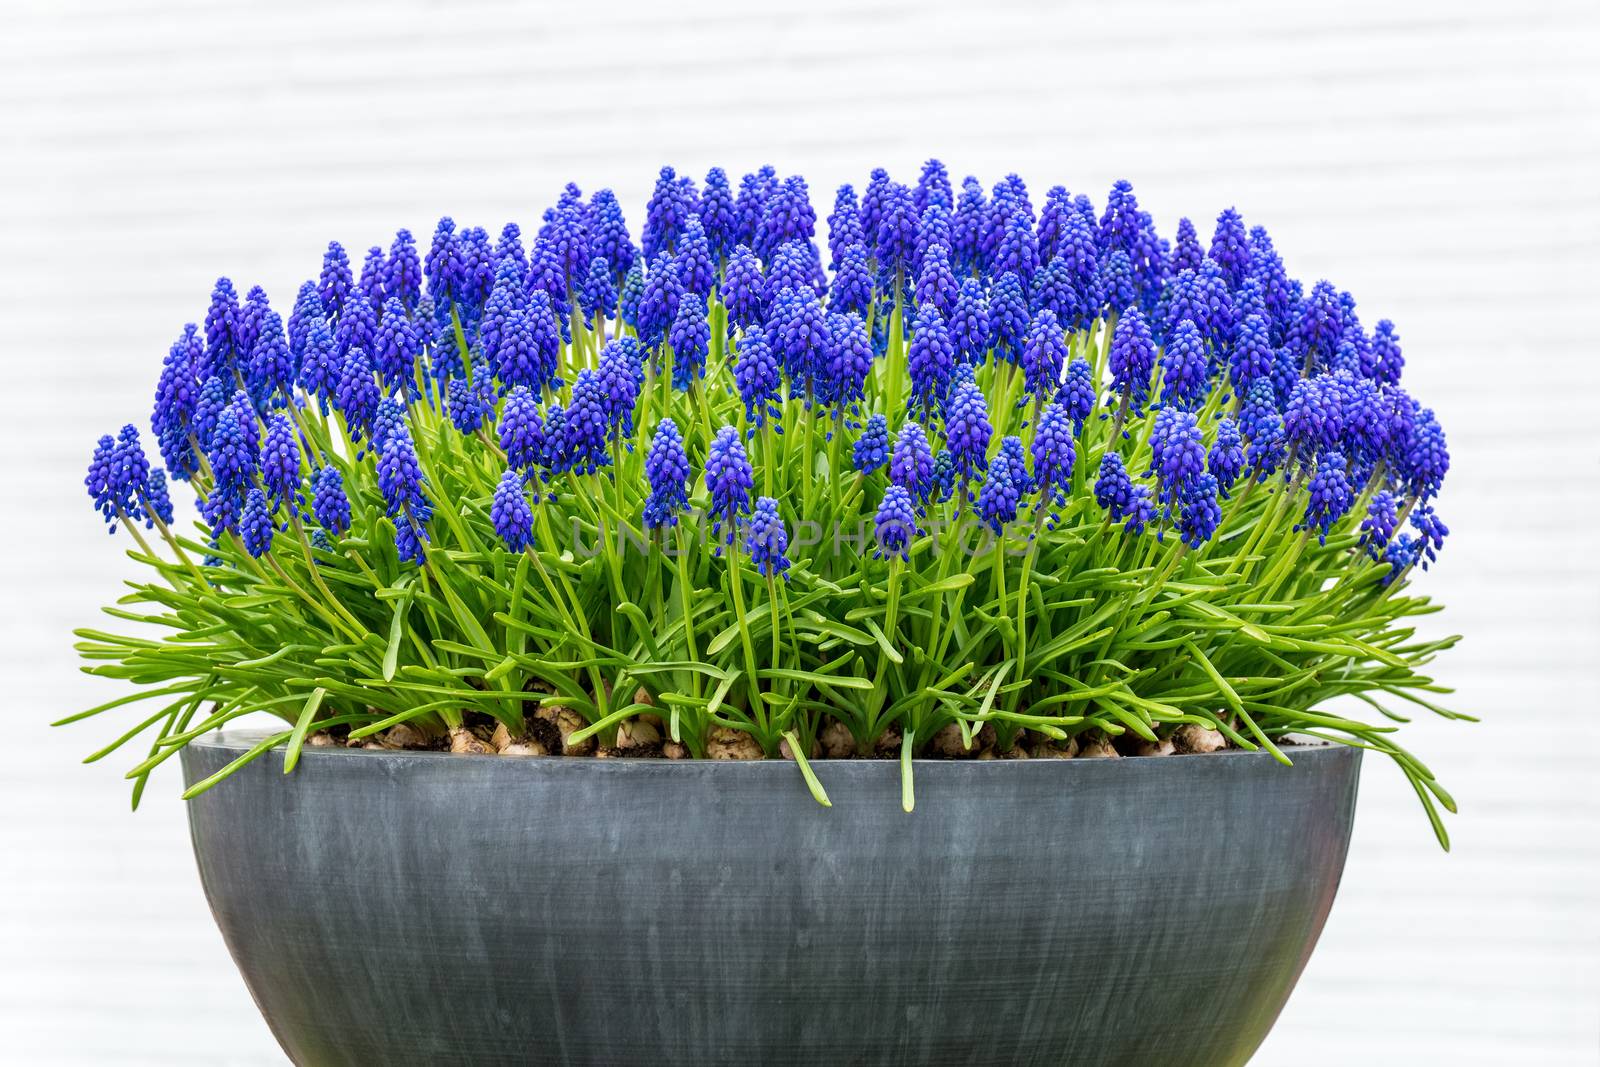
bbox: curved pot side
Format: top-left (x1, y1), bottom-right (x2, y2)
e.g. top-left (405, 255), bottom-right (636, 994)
top-left (181, 737), bottom-right (1360, 1067)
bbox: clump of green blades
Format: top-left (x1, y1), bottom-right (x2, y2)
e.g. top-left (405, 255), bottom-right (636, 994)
top-left (69, 285), bottom-right (1464, 846)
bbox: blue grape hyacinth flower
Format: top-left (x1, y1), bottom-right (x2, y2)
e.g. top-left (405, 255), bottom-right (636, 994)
top-left (1160, 319), bottom-right (1210, 411)
top-left (261, 413), bottom-right (302, 507)
top-left (1060, 357), bottom-right (1096, 432)
top-left (825, 313), bottom-right (872, 414)
top-left (564, 369), bottom-right (613, 475)
top-left (499, 386), bottom-right (545, 470)
top-left (944, 376), bottom-right (993, 485)
top-left (745, 497), bottom-right (791, 580)
top-left (977, 444), bottom-right (1023, 535)
top-left (239, 488), bottom-right (275, 558)
top-left (491, 468), bottom-right (535, 552)
top-left (643, 418), bottom-right (691, 530)
top-left (874, 485), bottom-right (918, 561)
top-left (1361, 488), bottom-right (1400, 559)
top-left (889, 421), bottom-right (935, 504)
top-left (1301, 451), bottom-right (1355, 545)
top-left (669, 292), bottom-right (711, 392)
top-left (853, 414), bottom-right (889, 474)
top-left (1208, 417), bottom-right (1245, 497)
top-left (734, 325), bottom-right (783, 428)
top-left (1178, 473), bottom-right (1222, 548)
top-left (1022, 309), bottom-right (1068, 403)
top-left (311, 466), bottom-right (351, 537)
top-left (1108, 306), bottom-right (1157, 420)
top-left (705, 425), bottom-right (754, 547)
top-left (1031, 402), bottom-right (1077, 517)
top-left (906, 304), bottom-right (955, 417)
top-left (597, 337), bottom-right (645, 439)
top-left (1149, 407), bottom-right (1206, 511)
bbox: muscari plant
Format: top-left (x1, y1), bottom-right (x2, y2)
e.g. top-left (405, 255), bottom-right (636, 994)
top-left (71, 162), bottom-right (1462, 842)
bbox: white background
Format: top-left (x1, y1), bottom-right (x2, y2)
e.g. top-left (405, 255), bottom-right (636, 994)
top-left (3, 1), bottom-right (1597, 1063)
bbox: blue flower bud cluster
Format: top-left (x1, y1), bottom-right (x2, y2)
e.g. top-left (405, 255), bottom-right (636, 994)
top-left (90, 164), bottom-right (1450, 582)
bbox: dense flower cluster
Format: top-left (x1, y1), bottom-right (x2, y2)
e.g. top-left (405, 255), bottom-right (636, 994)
top-left (77, 162), bottom-right (1458, 834)
top-left (91, 163), bottom-right (1454, 605)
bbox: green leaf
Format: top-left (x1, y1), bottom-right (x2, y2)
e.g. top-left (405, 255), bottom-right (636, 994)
top-left (706, 603), bottom-right (771, 656)
top-left (382, 576), bottom-right (417, 682)
top-left (53, 682), bottom-right (196, 727)
top-left (617, 602), bottom-right (663, 659)
top-left (899, 573), bottom-right (975, 602)
top-left (863, 617), bottom-right (904, 665)
top-left (565, 703), bottom-right (656, 748)
top-left (900, 727), bottom-right (915, 813)
top-left (282, 687), bottom-right (328, 774)
top-left (181, 730), bottom-right (293, 800)
top-left (792, 617), bottom-right (875, 647)
top-left (484, 655), bottom-right (519, 682)
top-left (705, 671), bottom-right (737, 716)
top-left (783, 731), bottom-right (832, 808)
top-left (761, 669), bottom-right (873, 690)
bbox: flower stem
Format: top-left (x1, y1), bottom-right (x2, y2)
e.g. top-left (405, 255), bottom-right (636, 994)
top-left (725, 542), bottom-right (766, 738)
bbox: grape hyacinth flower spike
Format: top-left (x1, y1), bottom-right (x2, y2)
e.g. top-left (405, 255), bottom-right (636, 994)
top-left (889, 421), bottom-right (935, 505)
top-left (944, 375), bottom-right (993, 488)
top-left (853, 414), bottom-right (889, 474)
top-left (1301, 451), bottom-right (1354, 545)
top-left (1031, 402), bottom-right (1077, 520)
top-left (745, 497), bottom-right (791, 581)
top-left (311, 466), bottom-right (351, 537)
top-left (491, 469), bottom-right (535, 552)
top-left (977, 443), bottom-right (1023, 535)
top-left (705, 425), bottom-right (753, 548)
top-left (239, 488), bottom-right (275, 558)
top-left (1021, 309), bottom-right (1067, 404)
top-left (874, 485), bottom-right (918, 561)
top-left (643, 418), bottom-right (691, 530)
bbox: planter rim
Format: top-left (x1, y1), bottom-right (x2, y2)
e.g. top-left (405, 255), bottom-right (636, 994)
top-left (195, 728), bottom-right (1348, 771)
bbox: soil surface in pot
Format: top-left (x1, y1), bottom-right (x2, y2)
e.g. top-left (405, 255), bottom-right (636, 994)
top-left (310, 706), bottom-right (1251, 763)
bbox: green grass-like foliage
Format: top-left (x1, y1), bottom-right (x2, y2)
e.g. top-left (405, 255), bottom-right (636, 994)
top-left (69, 292), bottom-right (1464, 845)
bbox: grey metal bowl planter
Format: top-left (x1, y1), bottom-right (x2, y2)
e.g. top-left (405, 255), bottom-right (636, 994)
top-left (181, 733), bottom-right (1360, 1067)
